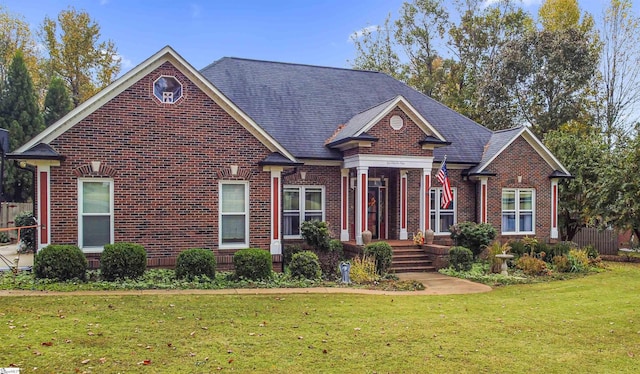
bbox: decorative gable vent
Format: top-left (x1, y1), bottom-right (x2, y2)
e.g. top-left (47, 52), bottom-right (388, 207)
top-left (153, 76), bottom-right (183, 104)
top-left (390, 115), bottom-right (404, 130)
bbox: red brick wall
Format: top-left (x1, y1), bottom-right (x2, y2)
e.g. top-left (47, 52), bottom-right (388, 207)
top-left (48, 62), bottom-right (274, 259)
top-left (360, 108), bottom-right (433, 157)
top-left (483, 136), bottom-right (555, 242)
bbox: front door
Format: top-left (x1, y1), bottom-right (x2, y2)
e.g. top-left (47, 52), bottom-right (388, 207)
top-left (367, 183), bottom-right (387, 239)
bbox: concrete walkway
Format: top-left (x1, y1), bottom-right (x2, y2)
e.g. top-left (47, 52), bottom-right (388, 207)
top-left (0, 243), bottom-right (32, 271)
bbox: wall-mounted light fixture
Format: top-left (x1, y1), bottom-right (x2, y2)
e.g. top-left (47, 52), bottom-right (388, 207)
top-left (300, 171), bottom-right (306, 180)
top-left (517, 175), bottom-right (522, 183)
top-left (91, 161), bottom-right (101, 173)
top-left (230, 165), bottom-right (239, 176)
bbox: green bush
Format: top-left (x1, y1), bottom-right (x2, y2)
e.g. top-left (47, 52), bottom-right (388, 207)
top-left (553, 255), bottom-right (571, 272)
top-left (508, 240), bottom-right (527, 257)
top-left (363, 241), bottom-right (393, 275)
top-left (233, 248), bottom-right (272, 280)
top-left (450, 222), bottom-right (497, 258)
top-left (448, 246), bottom-right (473, 272)
top-left (15, 211), bottom-right (36, 252)
top-left (100, 243), bottom-right (147, 281)
top-left (349, 256), bottom-right (378, 284)
top-left (289, 251), bottom-right (321, 280)
top-left (568, 249), bottom-right (589, 273)
top-left (315, 239), bottom-right (344, 278)
top-left (34, 244), bottom-right (87, 281)
top-left (283, 244), bottom-right (303, 267)
top-left (582, 245), bottom-right (599, 259)
top-left (175, 248), bottom-right (216, 280)
top-left (300, 220), bottom-right (330, 252)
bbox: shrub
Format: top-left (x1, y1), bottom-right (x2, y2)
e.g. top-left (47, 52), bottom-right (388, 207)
top-left (100, 243), bottom-right (147, 281)
top-left (314, 239), bottom-right (344, 279)
top-left (568, 249), bottom-right (589, 273)
top-left (175, 248), bottom-right (216, 281)
top-left (15, 211), bottom-right (36, 252)
top-left (34, 244), bottom-right (87, 281)
top-left (508, 240), bottom-right (527, 257)
top-left (283, 244), bottom-right (303, 267)
top-left (516, 254), bottom-right (549, 276)
top-left (349, 256), bottom-right (378, 284)
top-left (300, 220), bottom-right (330, 252)
top-left (582, 245), bottom-right (599, 259)
top-left (289, 251), bottom-right (321, 280)
top-left (363, 241), bottom-right (393, 275)
top-left (448, 246), bottom-right (473, 272)
top-left (233, 248), bottom-right (272, 280)
top-left (553, 255), bottom-right (571, 273)
top-left (450, 222), bottom-right (496, 258)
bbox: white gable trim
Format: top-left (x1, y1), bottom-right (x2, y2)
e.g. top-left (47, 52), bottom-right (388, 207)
top-left (475, 127), bottom-right (570, 175)
top-left (16, 46), bottom-right (297, 162)
top-left (355, 96), bottom-right (446, 141)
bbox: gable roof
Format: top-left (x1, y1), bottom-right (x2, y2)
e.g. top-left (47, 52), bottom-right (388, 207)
top-left (328, 95), bottom-right (446, 146)
top-left (200, 57), bottom-right (493, 162)
top-left (468, 126), bottom-right (570, 176)
top-left (13, 46), bottom-right (296, 163)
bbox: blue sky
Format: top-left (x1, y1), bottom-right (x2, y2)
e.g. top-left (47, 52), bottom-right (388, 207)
top-left (3, 0), bottom-right (621, 74)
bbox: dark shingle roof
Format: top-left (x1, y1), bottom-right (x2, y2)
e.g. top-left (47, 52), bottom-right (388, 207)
top-left (7, 143), bottom-right (64, 160)
top-left (200, 58), bottom-right (492, 163)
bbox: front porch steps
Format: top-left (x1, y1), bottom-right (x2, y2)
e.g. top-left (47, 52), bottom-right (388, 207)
top-left (390, 242), bottom-right (435, 273)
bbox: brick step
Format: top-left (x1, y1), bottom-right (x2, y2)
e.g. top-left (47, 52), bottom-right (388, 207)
top-left (391, 245), bottom-right (435, 273)
top-left (390, 265), bottom-right (436, 273)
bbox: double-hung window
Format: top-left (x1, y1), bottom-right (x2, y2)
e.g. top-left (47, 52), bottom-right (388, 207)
top-left (430, 187), bottom-right (456, 234)
top-left (283, 186), bottom-right (324, 237)
top-left (502, 188), bottom-right (535, 234)
top-left (78, 179), bottom-right (114, 251)
top-left (219, 181), bottom-right (249, 248)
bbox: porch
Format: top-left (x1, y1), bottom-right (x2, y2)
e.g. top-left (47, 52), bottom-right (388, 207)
top-left (342, 239), bottom-right (451, 273)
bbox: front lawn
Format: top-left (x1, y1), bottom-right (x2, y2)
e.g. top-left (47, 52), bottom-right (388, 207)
top-left (1, 262), bottom-right (638, 373)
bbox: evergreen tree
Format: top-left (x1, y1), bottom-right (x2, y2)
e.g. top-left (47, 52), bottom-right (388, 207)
top-left (0, 51), bottom-right (45, 202)
top-left (43, 76), bottom-right (73, 126)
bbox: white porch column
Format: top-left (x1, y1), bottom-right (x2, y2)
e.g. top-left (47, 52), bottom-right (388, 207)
top-left (399, 170), bottom-right (408, 240)
top-left (550, 178), bottom-right (559, 239)
top-left (37, 165), bottom-right (51, 250)
top-left (340, 168), bottom-right (350, 241)
top-left (479, 177), bottom-right (488, 224)
top-left (420, 168), bottom-right (431, 233)
top-left (270, 168), bottom-right (283, 254)
top-left (355, 166), bottom-right (369, 245)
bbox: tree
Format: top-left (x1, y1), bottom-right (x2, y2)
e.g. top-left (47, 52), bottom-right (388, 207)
top-left (596, 0), bottom-right (640, 146)
top-left (485, 26), bottom-right (599, 136)
top-left (40, 7), bottom-right (121, 107)
top-left (0, 6), bottom-right (40, 88)
top-left (393, 0), bottom-right (449, 100)
top-left (350, 16), bottom-right (403, 79)
top-left (538, 0), bottom-right (581, 32)
top-left (0, 51), bottom-right (45, 202)
top-left (43, 76), bottom-right (73, 126)
top-left (544, 123), bottom-right (608, 241)
top-left (597, 126), bottom-right (640, 241)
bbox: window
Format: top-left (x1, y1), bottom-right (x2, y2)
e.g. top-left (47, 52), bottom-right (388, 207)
top-left (502, 189), bottom-right (535, 234)
top-left (430, 187), bottom-right (456, 234)
top-left (153, 76), bottom-right (183, 103)
top-left (283, 186), bottom-right (324, 237)
top-left (78, 179), bottom-right (114, 251)
top-left (219, 181), bottom-right (249, 248)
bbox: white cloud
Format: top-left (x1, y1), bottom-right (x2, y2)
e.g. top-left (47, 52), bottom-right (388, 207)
top-left (100, 0), bottom-right (109, 5)
top-left (115, 54), bottom-right (134, 69)
top-left (190, 3), bottom-right (201, 18)
top-left (348, 25), bottom-right (378, 42)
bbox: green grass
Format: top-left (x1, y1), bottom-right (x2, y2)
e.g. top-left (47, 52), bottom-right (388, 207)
top-left (1, 263), bottom-right (639, 373)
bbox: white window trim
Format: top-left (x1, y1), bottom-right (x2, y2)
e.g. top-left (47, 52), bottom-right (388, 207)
top-left (283, 185), bottom-right (325, 239)
top-left (430, 187), bottom-right (457, 235)
top-left (219, 180), bottom-right (250, 249)
top-left (78, 178), bottom-right (114, 253)
top-left (501, 188), bottom-right (536, 235)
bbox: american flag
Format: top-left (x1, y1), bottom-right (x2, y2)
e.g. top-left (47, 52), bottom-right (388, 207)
top-left (436, 159), bottom-right (453, 209)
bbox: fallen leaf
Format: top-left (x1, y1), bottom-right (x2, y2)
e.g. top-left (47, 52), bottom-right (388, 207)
top-left (323, 349), bottom-right (328, 354)
top-left (99, 357), bottom-right (107, 364)
top-left (81, 359), bottom-right (90, 364)
top-left (190, 331), bottom-right (196, 337)
top-left (201, 326), bottom-right (209, 330)
top-left (228, 359), bottom-right (234, 364)
top-left (189, 352), bottom-right (196, 357)
top-left (41, 342), bottom-right (53, 346)
top-left (628, 352), bottom-right (635, 358)
top-left (33, 350), bottom-right (42, 356)
top-left (354, 327), bottom-right (361, 331)
top-left (87, 332), bottom-right (94, 336)
top-left (143, 360), bottom-right (151, 365)
top-left (298, 336), bottom-right (304, 340)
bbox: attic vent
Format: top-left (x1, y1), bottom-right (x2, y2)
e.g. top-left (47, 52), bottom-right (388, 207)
top-left (390, 115), bottom-right (404, 130)
top-left (153, 76), bottom-right (183, 104)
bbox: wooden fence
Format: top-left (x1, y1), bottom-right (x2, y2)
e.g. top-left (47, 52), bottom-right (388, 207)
top-left (573, 227), bottom-right (618, 255)
top-left (0, 202), bottom-right (32, 238)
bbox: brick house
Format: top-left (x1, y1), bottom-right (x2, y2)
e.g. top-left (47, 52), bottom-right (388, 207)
top-left (8, 46), bottom-right (570, 270)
